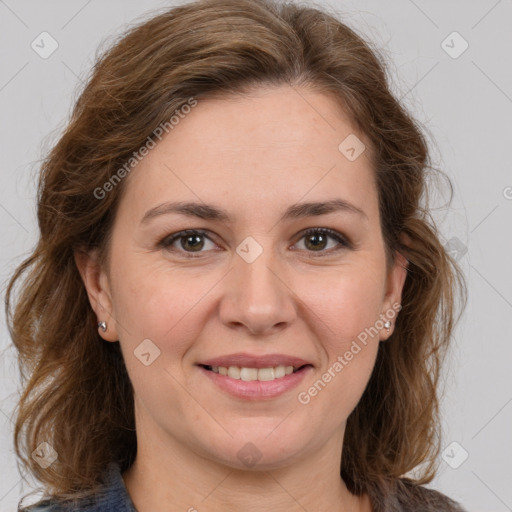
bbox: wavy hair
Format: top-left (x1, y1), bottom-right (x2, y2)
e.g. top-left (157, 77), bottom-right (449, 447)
top-left (5, 0), bottom-right (466, 508)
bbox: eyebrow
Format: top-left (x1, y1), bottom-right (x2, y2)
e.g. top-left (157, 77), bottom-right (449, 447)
top-left (140, 198), bottom-right (368, 226)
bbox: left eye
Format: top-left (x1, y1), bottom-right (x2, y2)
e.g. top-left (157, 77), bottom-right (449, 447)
top-left (294, 228), bottom-right (349, 253)
top-left (159, 228), bottom-right (349, 257)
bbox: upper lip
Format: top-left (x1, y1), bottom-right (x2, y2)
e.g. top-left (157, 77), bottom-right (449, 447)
top-left (198, 353), bottom-right (313, 369)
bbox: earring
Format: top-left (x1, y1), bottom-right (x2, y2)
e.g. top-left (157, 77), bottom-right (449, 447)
top-left (384, 320), bottom-right (391, 333)
top-left (98, 321), bottom-right (107, 332)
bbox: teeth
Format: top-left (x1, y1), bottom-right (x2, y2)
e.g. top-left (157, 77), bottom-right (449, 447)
top-left (227, 366), bottom-right (241, 379)
top-left (210, 365), bottom-right (299, 381)
top-left (240, 367), bottom-right (258, 381)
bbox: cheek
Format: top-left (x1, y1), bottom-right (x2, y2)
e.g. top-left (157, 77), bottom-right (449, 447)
top-left (303, 282), bottom-right (382, 416)
top-left (110, 263), bottom-right (204, 413)
top-left (294, 260), bottom-right (385, 402)
top-left (298, 263), bottom-right (386, 342)
top-left (110, 258), bottom-right (215, 353)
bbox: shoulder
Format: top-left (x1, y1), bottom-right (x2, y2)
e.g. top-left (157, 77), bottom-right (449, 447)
top-left (20, 498), bottom-right (95, 512)
top-left (392, 478), bottom-right (467, 512)
top-left (19, 501), bottom-right (66, 512)
top-left (20, 504), bottom-right (56, 512)
top-left (19, 462), bottom-right (136, 512)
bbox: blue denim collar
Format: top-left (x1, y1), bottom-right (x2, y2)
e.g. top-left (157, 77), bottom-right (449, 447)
top-left (25, 462), bottom-right (137, 511)
top-left (93, 461), bottom-right (137, 511)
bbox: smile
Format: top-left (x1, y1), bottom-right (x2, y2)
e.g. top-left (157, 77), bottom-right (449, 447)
top-left (201, 364), bottom-right (308, 381)
top-left (198, 364), bottom-right (313, 400)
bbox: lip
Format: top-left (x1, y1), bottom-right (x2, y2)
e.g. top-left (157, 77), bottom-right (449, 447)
top-left (198, 364), bottom-right (313, 400)
top-left (198, 352), bottom-right (313, 369)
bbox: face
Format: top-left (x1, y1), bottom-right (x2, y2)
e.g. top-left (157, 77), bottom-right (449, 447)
top-left (77, 84), bottom-right (407, 471)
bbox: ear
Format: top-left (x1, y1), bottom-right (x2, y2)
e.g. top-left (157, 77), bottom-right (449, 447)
top-left (74, 248), bottom-right (119, 342)
top-left (380, 237), bottom-right (409, 341)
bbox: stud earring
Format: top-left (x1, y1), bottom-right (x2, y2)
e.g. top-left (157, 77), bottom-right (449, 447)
top-left (98, 321), bottom-right (107, 332)
top-left (384, 320), bottom-right (391, 333)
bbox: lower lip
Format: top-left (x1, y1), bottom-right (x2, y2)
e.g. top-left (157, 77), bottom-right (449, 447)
top-left (198, 365), bottom-right (313, 400)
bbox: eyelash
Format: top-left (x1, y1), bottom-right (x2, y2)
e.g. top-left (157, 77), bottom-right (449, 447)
top-left (157, 227), bottom-right (351, 258)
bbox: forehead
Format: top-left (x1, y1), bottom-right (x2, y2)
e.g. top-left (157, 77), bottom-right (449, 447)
top-left (118, 85), bottom-right (377, 223)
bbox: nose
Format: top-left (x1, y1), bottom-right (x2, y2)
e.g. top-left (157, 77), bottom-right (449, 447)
top-left (218, 244), bottom-right (297, 336)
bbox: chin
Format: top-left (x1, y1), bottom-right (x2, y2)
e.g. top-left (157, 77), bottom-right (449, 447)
top-left (199, 429), bottom-right (313, 471)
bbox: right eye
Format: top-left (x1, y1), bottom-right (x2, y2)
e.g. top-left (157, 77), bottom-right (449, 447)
top-left (158, 229), bottom-right (219, 257)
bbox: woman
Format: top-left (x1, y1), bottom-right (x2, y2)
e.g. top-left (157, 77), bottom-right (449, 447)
top-left (6, 0), bottom-right (467, 510)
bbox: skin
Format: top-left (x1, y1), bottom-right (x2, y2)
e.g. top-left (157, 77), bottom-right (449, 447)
top-left (76, 84), bottom-right (408, 512)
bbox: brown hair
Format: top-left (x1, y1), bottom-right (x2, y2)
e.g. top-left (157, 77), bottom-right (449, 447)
top-left (5, 0), bottom-right (466, 508)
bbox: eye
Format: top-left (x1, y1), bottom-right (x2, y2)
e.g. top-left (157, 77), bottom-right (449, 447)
top-left (159, 229), bottom-right (217, 257)
top-left (293, 227), bottom-right (350, 255)
top-left (158, 227), bottom-right (350, 258)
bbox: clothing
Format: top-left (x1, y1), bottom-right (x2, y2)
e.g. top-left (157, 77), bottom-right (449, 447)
top-left (22, 462), bottom-right (467, 511)
top-left (371, 478), bottom-right (467, 512)
top-left (21, 462), bottom-right (136, 512)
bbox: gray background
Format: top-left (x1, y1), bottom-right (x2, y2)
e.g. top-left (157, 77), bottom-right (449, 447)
top-left (0, 0), bottom-right (511, 510)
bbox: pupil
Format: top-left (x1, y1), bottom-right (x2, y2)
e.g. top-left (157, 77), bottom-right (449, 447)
top-left (306, 233), bottom-right (326, 250)
top-left (183, 234), bottom-right (203, 251)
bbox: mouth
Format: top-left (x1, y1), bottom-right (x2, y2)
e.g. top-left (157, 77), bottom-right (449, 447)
top-left (199, 363), bottom-right (312, 382)
top-left (197, 361), bottom-right (314, 400)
